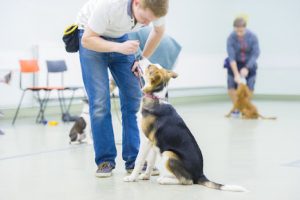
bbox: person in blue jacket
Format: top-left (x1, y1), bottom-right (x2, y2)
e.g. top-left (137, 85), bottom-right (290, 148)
top-left (224, 17), bottom-right (260, 113)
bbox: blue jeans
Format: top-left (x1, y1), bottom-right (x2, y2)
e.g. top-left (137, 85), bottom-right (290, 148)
top-left (78, 30), bottom-right (141, 168)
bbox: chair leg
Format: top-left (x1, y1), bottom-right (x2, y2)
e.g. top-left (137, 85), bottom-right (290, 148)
top-left (35, 90), bottom-right (50, 124)
top-left (57, 90), bottom-right (66, 115)
top-left (35, 91), bottom-right (42, 123)
top-left (66, 89), bottom-right (76, 113)
top-left (59, 89), bottom-right (80, 122)
top-left (41, 91), bottom-right (51, 122)
top-left (42, 90), bottom-right (51, 114)
top-left (12, 90), bottom-right (26, 125)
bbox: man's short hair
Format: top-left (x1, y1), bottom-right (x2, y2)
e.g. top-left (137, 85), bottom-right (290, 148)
top-left (233, 17), bottom-right (247, 28)
top-left (140, 0), bottom-right (169, 17)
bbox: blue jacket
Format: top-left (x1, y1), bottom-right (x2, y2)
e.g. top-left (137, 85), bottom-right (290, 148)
top-left (226, 29), bottom-right (260, 74)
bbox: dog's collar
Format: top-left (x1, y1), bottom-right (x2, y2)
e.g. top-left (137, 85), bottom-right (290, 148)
top-left (143, 93), bottom-right (161, 100)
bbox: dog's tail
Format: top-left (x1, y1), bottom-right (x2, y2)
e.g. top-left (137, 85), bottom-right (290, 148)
top-left (258, 114), bottom-right (277, 120)
top-left (198, 176), bottom-right (247, 192)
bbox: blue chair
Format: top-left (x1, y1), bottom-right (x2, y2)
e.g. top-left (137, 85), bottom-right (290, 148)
top-left (46, 60), bottom-right (84, 122)
top-left (128, 26), bottom-right (182, 70)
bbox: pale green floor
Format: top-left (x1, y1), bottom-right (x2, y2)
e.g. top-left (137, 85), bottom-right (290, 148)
top-left (0, 100), bottom-right (299, 200)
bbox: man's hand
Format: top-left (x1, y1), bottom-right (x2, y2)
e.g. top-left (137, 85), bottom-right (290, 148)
top-left (117, 40), bottom-right (140, 55)
top-left (131, 58), bottom-right (151, 77)
top-left (131, 60), bottom-right (140, 77)
top-left (240, 67), bottom-right (249, 78)
top-left (234, 74), bottom-right (241, 84)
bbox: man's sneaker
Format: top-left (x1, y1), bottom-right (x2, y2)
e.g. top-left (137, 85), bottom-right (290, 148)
top-left (95, 162), bottom-right (114, 178)
top-left (126, 162), bottom-right (160, 176)
top-left (231, 110), bottom-right (240, 118)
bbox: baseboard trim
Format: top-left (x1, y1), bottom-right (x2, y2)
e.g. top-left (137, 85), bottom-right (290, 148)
top-left (1, 90), bottom-right (299, 121)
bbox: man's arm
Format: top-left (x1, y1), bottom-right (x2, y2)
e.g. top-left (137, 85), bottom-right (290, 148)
top-left (246, 35), bottom-right (260, 70)
top-left (142, 25), bottom-right (165, 58)
top-left (81, 27), bottom-right (140, 55)
top-left (227, 36), bottom-right (241, 82)
top-left (131, 25), bottom-right (165, 76)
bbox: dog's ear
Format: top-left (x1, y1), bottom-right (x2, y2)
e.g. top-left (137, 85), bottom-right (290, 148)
top-left (167, 70), bottom-right (178, 79)
top-left (150, 73), bottom-right (162, 85)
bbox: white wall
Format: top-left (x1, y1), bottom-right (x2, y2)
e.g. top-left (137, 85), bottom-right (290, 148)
top-left (165, 0), bottom-right (300, 94)
top-left (0, 0), bottom-right (86, 109)
top-left (1, 0), bottom-right (300, 109)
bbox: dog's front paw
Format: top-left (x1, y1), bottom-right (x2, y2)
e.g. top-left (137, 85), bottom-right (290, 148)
top-left (139, 173), bottom-right (150, 180)
top-left (225, 113), bottom-right (231, 118)
top-left (123, 175), bottom-right (138, 182)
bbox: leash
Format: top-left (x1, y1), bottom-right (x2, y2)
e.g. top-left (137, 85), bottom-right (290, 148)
top-left (134, 61), bottom-right (145, 89)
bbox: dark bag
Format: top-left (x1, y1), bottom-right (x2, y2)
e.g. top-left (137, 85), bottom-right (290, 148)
top-left (223, 57), bottom-right (230, 69)
top-left (62, 24), bottom-right (79, 53)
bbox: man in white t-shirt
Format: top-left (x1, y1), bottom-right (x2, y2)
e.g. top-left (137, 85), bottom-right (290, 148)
top-left (77, 0), bottom-right (168, 177)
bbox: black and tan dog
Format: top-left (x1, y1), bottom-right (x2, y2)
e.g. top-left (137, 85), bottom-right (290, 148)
top-left (124, 64), bottom-right (246, 192)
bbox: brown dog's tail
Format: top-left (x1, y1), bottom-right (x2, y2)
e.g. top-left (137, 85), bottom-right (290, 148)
top-left (258, 114), bottom-right (277, 120)
top-left (198, 176), bottom-right (247, 192)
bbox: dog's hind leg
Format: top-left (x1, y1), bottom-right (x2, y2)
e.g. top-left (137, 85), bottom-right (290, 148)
top-left (157, 176), bottom-right (181, 185)
top-left (157, 151), bottom-right (179, 185)
top-left (158, 151), bottom-right (193, 185)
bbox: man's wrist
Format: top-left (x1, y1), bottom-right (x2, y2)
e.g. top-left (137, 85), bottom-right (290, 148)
top-left (234, 72), bottom-right (241, 77)
top-left (135, 54), bottom-right (144, 61)
top-left (136, 55), bottom-right (149, 61)
top-left (111, 42), bottom-right (121, 53)
top-left (139, 57), bottom-right (151, 69)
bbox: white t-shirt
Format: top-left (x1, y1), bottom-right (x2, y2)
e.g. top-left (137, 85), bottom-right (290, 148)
top-left (76, 0), bottom-right (165, 38)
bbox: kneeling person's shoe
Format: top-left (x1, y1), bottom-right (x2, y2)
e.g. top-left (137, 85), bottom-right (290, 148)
top-left (95, 162), bottom-right (114, 178)
top-left (231, 110), bottom-right (240, 118)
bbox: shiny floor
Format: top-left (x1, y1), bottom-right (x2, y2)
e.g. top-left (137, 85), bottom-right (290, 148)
top-left (0, 100), bottom-right (299, 200)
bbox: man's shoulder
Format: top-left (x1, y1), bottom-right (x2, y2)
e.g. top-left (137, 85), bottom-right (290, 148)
top-left (227, 31), bottom-right (236, 41)
top-left (246, 29), bottom-right (258, 39)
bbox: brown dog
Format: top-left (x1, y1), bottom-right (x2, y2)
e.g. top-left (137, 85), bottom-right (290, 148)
top-left (226, 83), bottom-right (276, 120)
